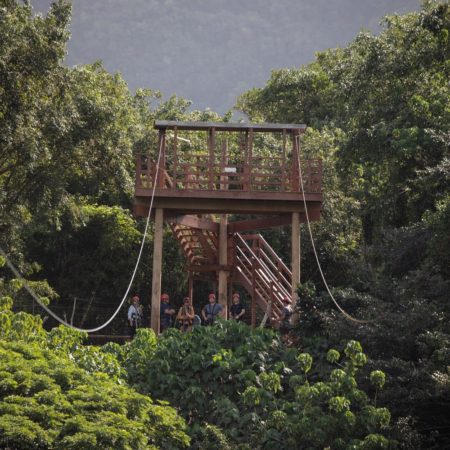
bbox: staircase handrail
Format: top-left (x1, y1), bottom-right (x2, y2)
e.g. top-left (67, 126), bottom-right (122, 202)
top-left (255, 234), bottom-right (292, 277)
top-left (253, 253), bottom-right (291, 301)
top-left (238, 234), bottom-right (292, 296)
top-left (257, 249), bottom-right (292, 294)
top-left (235, 234), bottom-right (287, 309)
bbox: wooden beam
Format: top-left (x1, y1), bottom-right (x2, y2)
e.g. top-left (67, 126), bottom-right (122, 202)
top-left (247, 128), bottom-right (253, 192)
top-left (188, 274), bottom-right (193, 301)
top-left (291, 130), bottom-right (300, 192)
top-left (173, 126), bottom-right (178, 185)
top-left (251, 263), bottom-right (256, 328)
top-left (135, 196), bottom-right (322, 216)
top-left (151, 208), bottom-right (164, 334)
top-left (155, 120), bottom-right (307, 133)
top-left (157, 130), bottom-right (166, 188)
top-left (208, 128), bottom-right (215, 190)
top-left (218, 214), bottom-right (228, 317)
top-left (166, 214), bottom-right (219, 232)
top-left (291, 212), bottom-right (300, 302)
top-left (135, 187), bottom-right (323, 202)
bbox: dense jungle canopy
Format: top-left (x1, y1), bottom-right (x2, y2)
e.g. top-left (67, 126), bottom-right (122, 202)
top-left (0, 0), bottom-right (449, 448)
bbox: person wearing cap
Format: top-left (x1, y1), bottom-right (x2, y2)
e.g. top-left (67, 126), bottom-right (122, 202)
top-left (160, 293), bottom-right (175, 332)
top-left (230, 292), bottom-right (245, 322)
top-left (201, 292), bottom-right (223, 326)
top-left (128, 295), bottom-right (143, 337)
top-left (176, 297), bottom-right (195, 332)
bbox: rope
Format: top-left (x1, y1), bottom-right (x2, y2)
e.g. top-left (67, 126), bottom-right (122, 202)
top-left (295, 135), bottom-right (368, 324)
top-left (0, 138), bottom-right (164, 332)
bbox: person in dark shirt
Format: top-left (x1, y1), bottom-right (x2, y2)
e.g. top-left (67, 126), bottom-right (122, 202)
top-left (160, 293), bottom-right (175, 332)
top-left (201, 292), bottom-right (223, 325)
top-left (230, 292), bottom-right (245, 321)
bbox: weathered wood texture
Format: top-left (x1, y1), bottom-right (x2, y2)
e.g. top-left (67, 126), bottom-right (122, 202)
top-left (135, 121), bottom-right (322, 326)
top-left (135, 121), bottom-right (322, 214)
top-left (150, 208), bottom-right (164, 334)
top-left (291, 212), bottom-right (301, 302)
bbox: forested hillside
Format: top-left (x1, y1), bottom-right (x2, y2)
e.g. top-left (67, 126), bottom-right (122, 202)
top-left (33, 0), bottom-right (420, 112)
top-left (1, 0), bottom-right (449, 449)
top-left (238, 1), bottom-right (450, 447)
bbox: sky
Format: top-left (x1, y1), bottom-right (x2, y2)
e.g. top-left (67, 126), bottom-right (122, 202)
top-left (32, 0), bottom-right (422, 113)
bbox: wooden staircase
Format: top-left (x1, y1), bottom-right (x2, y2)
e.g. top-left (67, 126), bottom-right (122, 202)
top-left (170, 222), bottom-right (218, 267)
top-left (234, 233), bottom-right (291, 322)
top-left (169, 217), bottom-right (292, 324)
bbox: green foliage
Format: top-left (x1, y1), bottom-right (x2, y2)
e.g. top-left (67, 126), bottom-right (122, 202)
top-left (126, 321), bottom-right (393, 449)
top-left (239, 3), bottom-right (450, 447)
top-left (0, 298), bottom-right (190, 449)
top-left (1, 0), bottom-right (448, 448)
top-left (370, 371), bottom-right (386, 391)
top-left (238, 2), bottom-right (449, 237)
top-left (0, 340), bottom-right (189, 449)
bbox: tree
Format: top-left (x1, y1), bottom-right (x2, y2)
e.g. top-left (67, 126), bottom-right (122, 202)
top-left (0, 275), bottom-right (190, 449)
top-left (125, 321), bottom-right (394, 449)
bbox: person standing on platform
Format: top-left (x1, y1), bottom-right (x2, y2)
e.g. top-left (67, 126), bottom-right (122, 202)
top-left (160, 293), bottom-right (175, 332)
top-left (176, 297), bottom-right (195, 332)
top-left (128, 295), bottom-right (143, 337)
top-left (202, 292), bottom-right (223, 325)
top-left (230, 292), bottom-right (245, 322)
top-left (277, 298), bottom-right (293, 334)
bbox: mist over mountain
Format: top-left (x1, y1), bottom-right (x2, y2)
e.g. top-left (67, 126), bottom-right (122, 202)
top-left (32, 0), bottom-right (420, 113)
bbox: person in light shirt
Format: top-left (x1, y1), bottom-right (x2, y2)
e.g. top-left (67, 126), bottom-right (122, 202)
top-left (128, 295), bottom-right (143, 337)
top-left (176, 296), bottom-right (195, 332)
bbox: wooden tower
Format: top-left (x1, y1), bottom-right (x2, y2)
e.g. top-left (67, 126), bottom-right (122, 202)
top-left (134, 121), bottom-right (323, 333)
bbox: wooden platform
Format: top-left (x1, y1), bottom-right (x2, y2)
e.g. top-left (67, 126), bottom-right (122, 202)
top-left (134, 192), bottom-right (322, 216)
top-left (134, 120), bottom-right (322, 217)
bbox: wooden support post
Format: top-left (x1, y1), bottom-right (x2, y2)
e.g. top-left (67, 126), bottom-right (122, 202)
top-left (251, 260), bottom-right (256, 328)
top-left (208, 128), bottom-right (215, 190)
top-left (291, 130), bottom-right (300, 192)
top-left (220, 140), bottom-right (228, 190)
top-left (291, 212), bottom-right (301, 302)
top-left (281, 129), bottom-right (286, 191)
top-left (218, 214), bottom-right (228, 317)
top-left (248, 128), bottom-right (253, 191)
top-left (173, 126), bottom-right (178, 189)
top-left (188, 272), bottom-right (193, 301)
top-left (157, 130), bottom-right (166, 188)
top-left (228, 281), bottom-right (233, 320)
top-left (151, 208), bottom-right (164, 334)
top-left (135, 154), bottom-right (142, 188)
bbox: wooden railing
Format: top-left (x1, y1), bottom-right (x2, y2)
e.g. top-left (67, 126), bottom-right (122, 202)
top-left (136, 154), bottom-right (322, 194)
top-left (234, 233), bottom-right (292, 323)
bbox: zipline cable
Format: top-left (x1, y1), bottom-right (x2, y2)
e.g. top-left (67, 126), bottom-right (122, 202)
top-left (295, 135), bottom-right (368, 324)
top-left (0, 138), bottom-right (164, 332)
